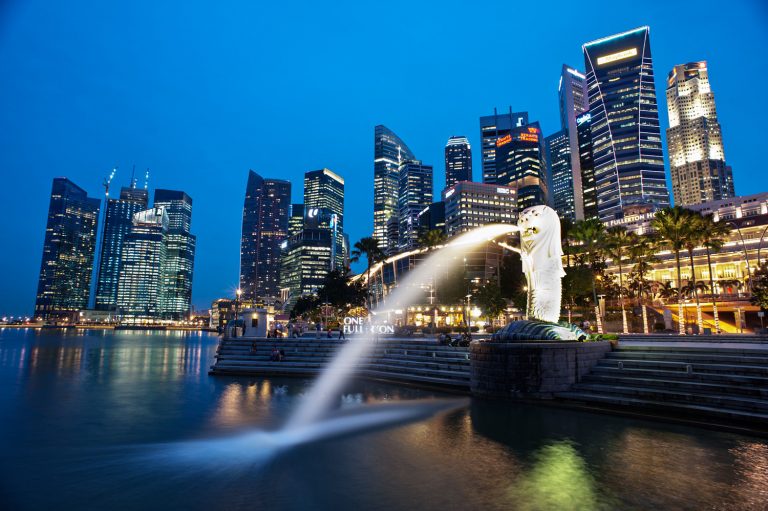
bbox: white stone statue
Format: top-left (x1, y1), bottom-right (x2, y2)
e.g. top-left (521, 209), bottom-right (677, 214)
top-left (517, 205), bottom-right (565, 323)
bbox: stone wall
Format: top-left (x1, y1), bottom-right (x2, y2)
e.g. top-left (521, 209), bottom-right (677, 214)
top-left (469, 341), bottom-right (611, 399)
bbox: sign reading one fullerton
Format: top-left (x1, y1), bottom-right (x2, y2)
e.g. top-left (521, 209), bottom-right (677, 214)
top-left (342, 317), bottom-right (395, 335)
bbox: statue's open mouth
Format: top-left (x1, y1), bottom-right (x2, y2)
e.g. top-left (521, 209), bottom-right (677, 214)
top-left (522, 227), bottom-right (538, 237)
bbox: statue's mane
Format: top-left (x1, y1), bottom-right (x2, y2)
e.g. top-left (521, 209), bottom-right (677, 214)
top-left (521, 206), bottom-right (566, 278)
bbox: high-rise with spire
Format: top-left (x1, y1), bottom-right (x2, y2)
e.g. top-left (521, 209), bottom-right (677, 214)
top-left (666, 61), bottom-right (734, 206)
top-left (94, 184), bottom-right (149, 311)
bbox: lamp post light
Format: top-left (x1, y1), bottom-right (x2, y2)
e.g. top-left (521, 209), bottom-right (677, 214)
top-left (234, 288), bottom-right (242, 338)
top-left (465, 294), bottom-right (472, 337)
top-left (726, 221), bottom-right (754, 292)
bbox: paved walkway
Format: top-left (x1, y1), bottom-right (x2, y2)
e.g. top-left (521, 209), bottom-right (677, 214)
top-left (620, 340), bottom-right (768, 350)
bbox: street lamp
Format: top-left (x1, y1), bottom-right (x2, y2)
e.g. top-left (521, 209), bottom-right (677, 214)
top-left (465, 294), bottom-right (472, 337)
top-left (234, 288), bottom-right (242, 338)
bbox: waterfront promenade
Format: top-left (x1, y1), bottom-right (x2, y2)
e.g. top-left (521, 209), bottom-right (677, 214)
top-left (211, 333), bottom-right (768, 435)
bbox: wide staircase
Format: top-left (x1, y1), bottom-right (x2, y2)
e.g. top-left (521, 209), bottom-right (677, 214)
top-left (556, 342), bottom-right (768, 429)
top-left (210, 337), bottom-right (471, 390)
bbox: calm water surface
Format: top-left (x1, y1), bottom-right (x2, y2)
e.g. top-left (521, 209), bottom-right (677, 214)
top-left (0, 328), bottom-right (766, 511)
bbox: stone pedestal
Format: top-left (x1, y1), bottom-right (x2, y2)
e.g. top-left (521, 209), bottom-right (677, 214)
top-left (470, 341), bottom-right (611, 399)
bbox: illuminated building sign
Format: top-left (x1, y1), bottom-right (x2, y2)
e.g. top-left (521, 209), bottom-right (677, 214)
top-left (519, 133), bottom-right (539, 143)
top-left (496, 134), bottom-right (512, 147)
top-left (596, 48), bottom-right (638, 66)
top-left (576, 113), bottom-right (591, 126)
top-left (342, 316), bottom-right (395, 335)
top-left (444, 188), bottom-right (455, 199)
top-left (527, 127), bottom-right (539, 134)
top-left (496, 187), bottom-right (511, 195)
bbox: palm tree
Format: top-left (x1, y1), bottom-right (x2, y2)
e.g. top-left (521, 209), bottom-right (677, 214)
top-left (418, 229), bottom-right (447, 249)
top-left (628, 234), bottom-right (658, 333)
top-left (561, 217), bottom-right (575, 269)
top-left (682, 212), bottom-right (705, 333)
top-left (699, 214), bottom-right (730, 333)
top-left (350, 237), bottom-right (384, 310)
top-left (571, 218), bottom-right (606, 333)
top-left (605, 226), bottom-right (636, 333)
top-left (652, 206), bottom-right (695, 335)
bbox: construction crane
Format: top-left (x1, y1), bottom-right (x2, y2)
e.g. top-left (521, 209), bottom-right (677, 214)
top-left (103, 166), bottom-right (117, 197)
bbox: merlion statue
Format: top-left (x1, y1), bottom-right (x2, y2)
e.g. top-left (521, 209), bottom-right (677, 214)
top-left (493, 205), bottom-right (587, 342)
top-left (519, 205), bottom-right (566, 323)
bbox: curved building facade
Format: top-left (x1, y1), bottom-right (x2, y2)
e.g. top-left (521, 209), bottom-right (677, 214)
top-left (583, 26), bottom-right (669, 221)
top-left (373, 125), bottom-right (416, 252)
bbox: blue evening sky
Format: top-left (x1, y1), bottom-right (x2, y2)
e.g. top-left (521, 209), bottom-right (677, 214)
top-left (1, 0), bottom-right (766, 316)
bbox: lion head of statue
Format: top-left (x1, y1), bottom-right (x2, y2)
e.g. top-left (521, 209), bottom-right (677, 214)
top-left (518, 205), bottom-right (565, 275)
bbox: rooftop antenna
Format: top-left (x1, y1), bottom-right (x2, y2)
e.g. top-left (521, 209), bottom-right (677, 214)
top-left (130, 165), bottom-right (136, 189)
top-left (144, 168), bottom-right (150, 190)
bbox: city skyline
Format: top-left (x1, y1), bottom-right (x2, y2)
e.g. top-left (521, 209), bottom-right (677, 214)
top-left (1, 1), bottom-right (767, 315)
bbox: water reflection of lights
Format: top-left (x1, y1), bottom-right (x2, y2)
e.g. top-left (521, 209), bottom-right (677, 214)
top-left (507, 441), bottom-right (608, 511)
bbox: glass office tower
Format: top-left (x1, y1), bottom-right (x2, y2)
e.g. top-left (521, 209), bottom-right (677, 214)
top-left (576, 112), bottom-right (599, 220)
top-left (666, 61), bottom-right (735, 205)
top-left (240, 171), bottom-right (291, 300)
top-left (479, 108), bottom-right (529, 184)
top-left (558, 64), bottom-right (589, 219)
top-left (373, 125), bottom-right (415, 251)
top-left (444, 136), bottom-right (472, 189)
top-left (546, 129), bottom-right (575, 221)
top-left (583, 26), bottom-right (669, 221)
top-left (398, 160), bottom-right (433, 250)
top-left (495, 124), bottom-right (548, 213)
top-left (116, 207), bottom-right (169, 321)
top-left (34, 178), bottom-right (100, 321)
top-left (95, 186), bottom-right (148, 311)
top-left (153, 189), bottom-right (196, 318)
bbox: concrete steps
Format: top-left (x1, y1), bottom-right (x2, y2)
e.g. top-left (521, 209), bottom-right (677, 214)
top-left (557, 344), bottom-right (768, 428)
top-left (210, 337), bottom-right (471, 390)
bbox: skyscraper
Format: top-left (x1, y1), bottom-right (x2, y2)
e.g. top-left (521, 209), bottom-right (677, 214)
top-left (583, 26), bottom-right (669, 221)
top-left (557, 64), bottom-right (589, 220)
top-left (373, 125), bottom-right (415, 251)
top-left (495, 124), bottom-right (548, 212)
top-left (442, 181), bottom-right (516, 237)
top-left (240, 171), bottom-right (291, 300)
top-left (304, 168), bottom-right (344, 228)
top-left (304, 168), bottom-right (344, 269)
top-left (153, 189), bottom-right (196, 318)
top-left (288, 203), bottom-right (305, 237)
top-left (398, 160), bottom-right (433, 250)
top-left (479, 108), bottom-right (529, 184)
top-left (546, 130), bottom-right (575, 221)
top-left (576, 112), bottom-right (599, 220)
top-left (34, 178), bottom-right (100, 321)
top-left (666, 61), bottom-right (735, 206)
top-left (444, 136), bottom-right (472, 189)
top-left (280, 169), bottom-right (346, 308)
top-left (153, 189), bottom-right (192, 232)
top-left (95, 186), bottom-right (149, 311)
top-left (116, 207), bottom-right (168, 320)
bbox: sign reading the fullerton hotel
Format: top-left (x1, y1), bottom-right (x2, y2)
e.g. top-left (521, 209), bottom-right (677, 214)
top-left (342, 316), bottom-right (395, 335)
